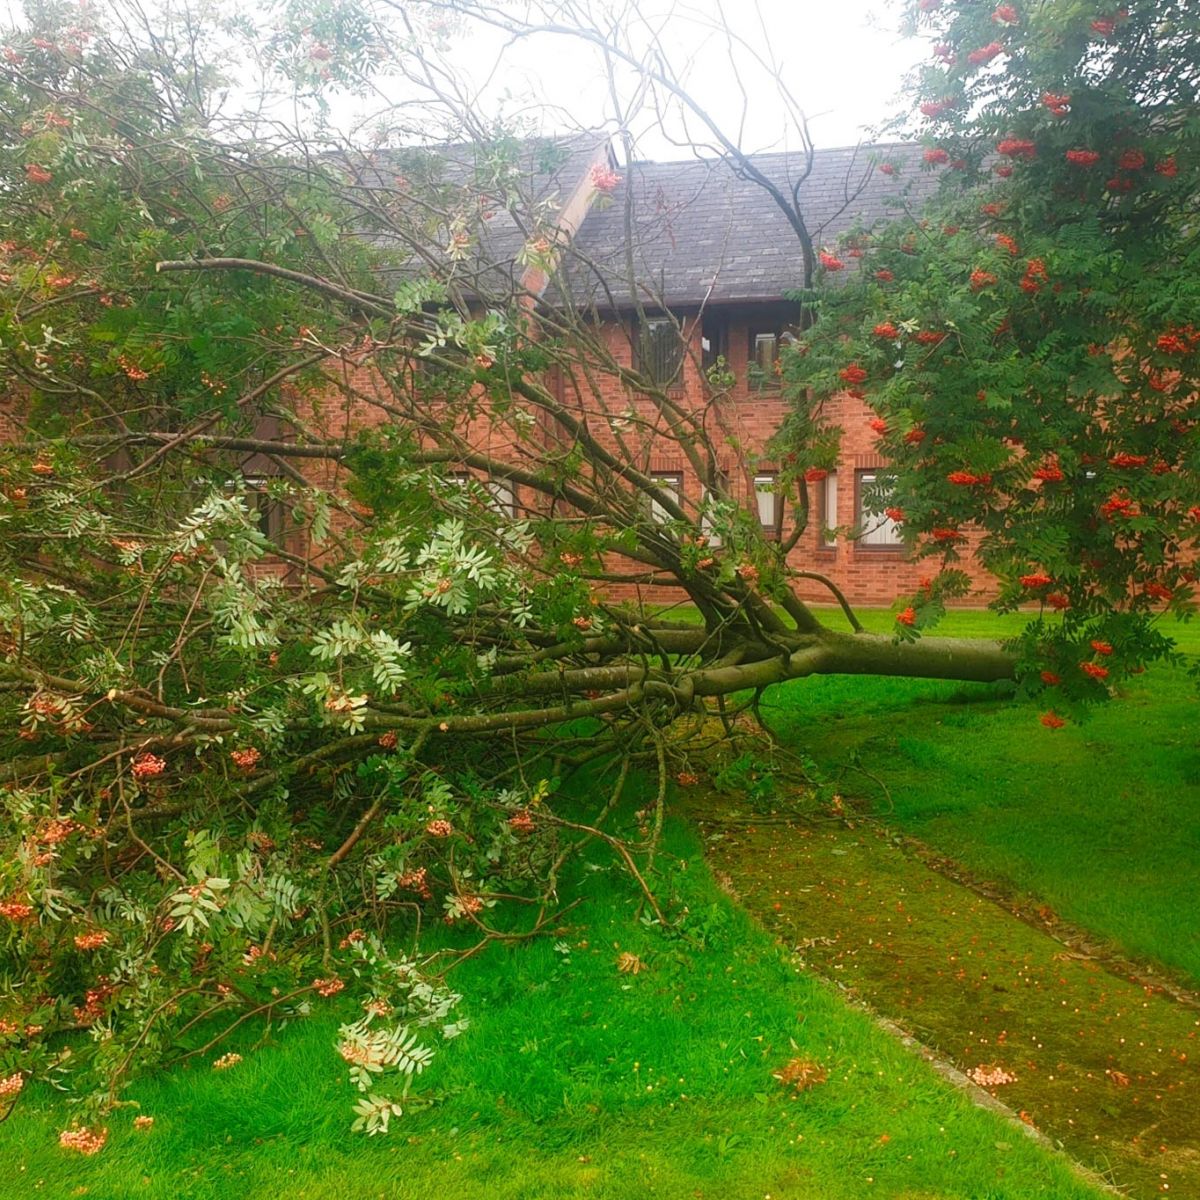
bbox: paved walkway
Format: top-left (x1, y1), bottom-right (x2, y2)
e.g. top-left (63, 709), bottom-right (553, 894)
top-left (694, 807), bottom-right (1200, 1200)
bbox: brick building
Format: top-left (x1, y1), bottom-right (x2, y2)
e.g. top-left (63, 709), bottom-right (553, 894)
top-left (483, 133), bottom-right (999, 607)
top-left (192, 132), bottom-right (1002, 608)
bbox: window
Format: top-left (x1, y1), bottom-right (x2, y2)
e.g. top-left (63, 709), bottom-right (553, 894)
top-left (857, 470), bottom-right (904, 548)
top-left (701, 315), bottom-right (728, 373)
top-left (442, 471), bottom-right (476, 515)
top-left (700, 476), bottom-right (728, 548)
top-left (446, 472), bottom-right (517, 519)
top-left (242, 476), bottom-right (285, 545)
top-left (754, 472), bottom-right (782, 535)
top-left (236, 413), bottom-right (288, 546)
top-left (819, 471), bottom-right (838, 548)
top-left (752, 330), bottom-right (777, 368)
top-left (747, 324), bottom-right (793, 391)
top-left (485, 478), bottom-right (517, 519)
top-left (636, 317), bottom-right (685, 388)
top-left (648, 472), bottom-right (682, 524)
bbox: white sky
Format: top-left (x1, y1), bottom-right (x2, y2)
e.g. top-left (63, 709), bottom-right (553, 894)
top-left (437, 0), bottom-right (921, 154)
top-left (3, 0), bottom-right (922, 155)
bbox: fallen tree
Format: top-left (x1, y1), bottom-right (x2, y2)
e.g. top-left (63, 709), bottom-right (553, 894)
top-left (0, 0), bottom-right (1194, 1142)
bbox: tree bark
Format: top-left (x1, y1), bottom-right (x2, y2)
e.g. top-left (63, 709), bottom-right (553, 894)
top-left (814, 630), bottom-right (1017, 683)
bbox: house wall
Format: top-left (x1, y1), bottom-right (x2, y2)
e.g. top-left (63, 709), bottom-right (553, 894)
top-left (541, 307), bottom-right (998, 609)
top-left (0, 313), bottom-right (996, 612)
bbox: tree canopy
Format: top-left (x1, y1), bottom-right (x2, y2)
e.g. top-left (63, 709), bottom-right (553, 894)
top-left (0, 0), bottom-right (1195, 1144)
top-left (783, 0), bottom-right (1199, 721)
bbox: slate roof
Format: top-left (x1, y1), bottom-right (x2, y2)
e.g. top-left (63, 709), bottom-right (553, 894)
top-left (560, 141), bottom-right (939, 309)
top-left (435, 129), bottom-right (609, 290)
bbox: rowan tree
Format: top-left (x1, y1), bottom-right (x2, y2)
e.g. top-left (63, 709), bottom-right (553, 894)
top-left (781, 0), bottom-right (1199, 723)
top-left (0, 0), bottom-right (1194, 1141)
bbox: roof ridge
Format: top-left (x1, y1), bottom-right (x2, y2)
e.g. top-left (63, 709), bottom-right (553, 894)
top-left (626, 140), bottom-right (920, 167)
top-left (382, 128), bottom-right (610, 157)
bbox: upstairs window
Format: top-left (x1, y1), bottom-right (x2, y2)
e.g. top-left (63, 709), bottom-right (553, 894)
top-left (857, 470), bottom-right (904, 548)
top-left (636, 317), bottom-right (685, 388)
top-left (747, 324), bottom-right (794, 391)
top-left (701, 315), bottom-right (729, 374)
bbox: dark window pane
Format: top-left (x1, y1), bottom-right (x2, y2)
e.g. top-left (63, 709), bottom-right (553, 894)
top-left (701, 316), bottom-right (728, 372)
top-left (638, 318), bottom-right (684, 387)
top-left (243, 478), bottom-right (284, 544)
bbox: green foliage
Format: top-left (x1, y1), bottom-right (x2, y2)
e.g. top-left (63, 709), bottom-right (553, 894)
top-left (782, 0), bottom-right (1200, 716)
top-left (710, 750), bottom-right (780, 808)
top-left (0, 0), bottom-right (1195, 1162)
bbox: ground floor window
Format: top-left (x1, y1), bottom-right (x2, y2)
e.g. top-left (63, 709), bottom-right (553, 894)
top-left (819, 470), bottom-right (838, 547)
top-left (754, 471), bottom-right (782, 536)
top-left (446, 472), bottom-right (520, 520)
top-left (856, 469), bottom-right (903, 548)
top-left (700, 478), bottom-right (727, 547)
top-left (649, 472), bottom-right (683, 524)
top-left (241, 476), bottom-right (286, 544)
top-left (485, 478), bottom-right (517, 518)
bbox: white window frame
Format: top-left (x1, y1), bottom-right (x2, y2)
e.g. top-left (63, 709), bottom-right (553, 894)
top-left (754, 472), bottom-right (782, 535)
top-left (648, 472), bottom-right (683, 524)
top-left (485, 478), bottom-right (517, 518)
top-left (700, 484), bottom-right (726, 548)
top-left (857, 469), bottom-right (904, 548)
top-left (820, 470), bottom-right (838, 548)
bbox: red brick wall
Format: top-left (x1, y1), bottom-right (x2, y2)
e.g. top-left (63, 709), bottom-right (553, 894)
top-left (534, 311), bottom-right (999, 609)
top-left (0, 316), bottom-right (999, 611)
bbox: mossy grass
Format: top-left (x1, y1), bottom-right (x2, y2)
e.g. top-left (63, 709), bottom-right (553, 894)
top-left (766, 609), bottom-right (1200, 985)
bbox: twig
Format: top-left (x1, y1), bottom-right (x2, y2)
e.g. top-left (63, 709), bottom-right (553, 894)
top-left (536, 812), bottom-right (667, 927)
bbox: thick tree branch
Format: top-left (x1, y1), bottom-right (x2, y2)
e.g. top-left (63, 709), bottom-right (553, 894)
top-left (155, 258), bottom-right (394, 318)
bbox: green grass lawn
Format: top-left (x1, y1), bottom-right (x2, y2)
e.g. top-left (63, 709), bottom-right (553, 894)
top-left (2, 817), bottom-right (1104, 1200)
top-left (766, 607), bottom-right (1200, 986)
top-left (7, 607), bottom-right (1191, 1199)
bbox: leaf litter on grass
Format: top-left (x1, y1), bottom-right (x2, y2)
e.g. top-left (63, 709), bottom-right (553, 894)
top-left (694, 799), bottom-right (1200, 1200)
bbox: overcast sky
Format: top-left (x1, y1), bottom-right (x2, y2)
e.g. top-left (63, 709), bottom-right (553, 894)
top-left (2, 0), bottom-right (922, 155)
top-left (448, 0), bottom-right (921, 153)
top-left (339, 0), bottom-right (922, 156)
